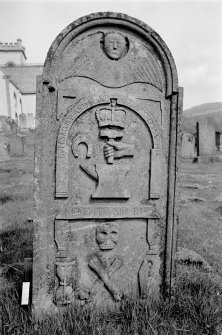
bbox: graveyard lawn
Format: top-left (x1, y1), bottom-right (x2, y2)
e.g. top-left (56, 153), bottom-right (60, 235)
top-left (0, 155), bottom-right (222, 334)
top-left (179, 160), bottom-right (222, 275)
top-left (0, 149), bottom-right (34, 282)
top-left (1, 268), bottom-right (222, 335)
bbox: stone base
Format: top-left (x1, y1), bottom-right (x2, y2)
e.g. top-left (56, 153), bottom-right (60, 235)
top-left (194, 154), bottom-right (222, 163)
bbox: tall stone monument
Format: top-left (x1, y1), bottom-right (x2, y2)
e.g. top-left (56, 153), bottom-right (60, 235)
top-left (33, 13), bottom-right (183, 312)
top-left (181, 133), bottom-right (195, 159)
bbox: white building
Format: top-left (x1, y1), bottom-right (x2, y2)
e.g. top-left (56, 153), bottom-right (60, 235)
top-left (0, 39), bottom-right (43, 129)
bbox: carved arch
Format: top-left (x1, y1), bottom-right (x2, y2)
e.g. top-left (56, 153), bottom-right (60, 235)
top-left (43, 12), bottom-right (178, 97)
top-left (55, 95), bottom-right (163, 198)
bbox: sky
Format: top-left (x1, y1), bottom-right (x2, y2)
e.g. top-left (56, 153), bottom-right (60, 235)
top-left (0, 0), bottom-right (222, 109)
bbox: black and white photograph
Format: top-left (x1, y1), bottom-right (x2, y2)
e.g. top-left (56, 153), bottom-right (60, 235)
top-left (0, 1), bottom-right (222, 334)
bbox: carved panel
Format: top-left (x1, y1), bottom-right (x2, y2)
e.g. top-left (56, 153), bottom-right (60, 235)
top-left (57, 32), bottom-right (163, 91)
top-left (55, 96), bottom-right (163, 199)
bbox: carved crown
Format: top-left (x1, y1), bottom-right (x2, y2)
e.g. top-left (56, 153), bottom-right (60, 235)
top-left (96, 107), bottom-right (126, 128)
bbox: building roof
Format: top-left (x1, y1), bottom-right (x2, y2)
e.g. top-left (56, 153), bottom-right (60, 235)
top-left (0, 64), bottom-right (43, 94)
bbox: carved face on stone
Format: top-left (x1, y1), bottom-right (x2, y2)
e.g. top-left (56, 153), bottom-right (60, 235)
top-left (104, 33), bottom-right (127, 60)
top-left (96, 222), bottom-right (119, 250)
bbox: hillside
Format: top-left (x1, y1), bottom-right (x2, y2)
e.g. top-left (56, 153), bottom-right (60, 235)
top-left (182, 102), bottom-right (222, 134)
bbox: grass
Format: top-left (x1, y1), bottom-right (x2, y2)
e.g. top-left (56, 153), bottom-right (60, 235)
top-left (0, 143), bottom-right (222, 334)
top-left (1, 268), bottom-right (222, 334)
top-left (0, 146), bottom-right (34, 283)
top-left (179, 160), bottom-right (222, 275)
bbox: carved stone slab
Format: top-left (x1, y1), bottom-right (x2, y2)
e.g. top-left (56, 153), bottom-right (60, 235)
top-left (33, 12), bottom-right (182, 313)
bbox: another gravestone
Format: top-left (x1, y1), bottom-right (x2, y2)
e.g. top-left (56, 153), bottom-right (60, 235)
top-left (9, 134), bottom-right (25, 156)
top-left (33, 13), bottom-right (183, 313)
top-left (27, 113), bottom-right (35, 129)
top-left (0, 132), bottom-right (10, 162)
top-left (0, 116), bottom-right (11, 134)
top-left (196, 119), bottom-right (217, 162)
top-left (220, 134), bottom-right (222, 151)
top-left (19, 112), bottom-right (27, 130)
top-left (0, 117), bottom-right (12, 162)
top-left (181, 133), bottom-right (195, 159)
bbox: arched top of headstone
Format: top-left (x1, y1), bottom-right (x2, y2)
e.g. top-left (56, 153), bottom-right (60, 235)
top-left (42, 12), bottom-right (178, 97)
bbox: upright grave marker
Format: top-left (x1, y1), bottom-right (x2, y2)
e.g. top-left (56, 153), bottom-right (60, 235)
top-left (9, 134), bottom-right (25, 156)
top-left (33, 12), bottom-right (183, 312)
top-left (181, 133), bottom-right (195, 159)
top-left (196, 119), bottom-right (216, 162)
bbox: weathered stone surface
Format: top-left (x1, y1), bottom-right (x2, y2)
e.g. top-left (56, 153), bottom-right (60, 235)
top-left (0, 132), bottom-right (10, 162)
top-left (220, 134), bottom-right (222, 151)
top-left (181, 133), bottom-right (195, 159)
top-left (8, 134), bottom-right (25, 156)
top-left (19, 112), bottom-right (27, 130)
top-left (196, 118), bottom-right (221, 162)
top-left (33, 12), bottom-right (182, 313)
top-left (27, 113), bottom-right (35, 129)
top-left (0, 116), bottom-right (11, 133)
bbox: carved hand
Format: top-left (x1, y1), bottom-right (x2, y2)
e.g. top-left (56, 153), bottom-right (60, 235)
top-left (104, 140), bottom-right (134, 163)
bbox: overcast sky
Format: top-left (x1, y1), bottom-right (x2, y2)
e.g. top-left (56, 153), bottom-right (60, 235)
top-left (0, 0), bottom-right (222, 109)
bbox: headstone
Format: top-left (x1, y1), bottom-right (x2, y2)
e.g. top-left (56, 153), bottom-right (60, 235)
top-left (215, 132), bottom-right (222, 152)
top-left (0, 116), bottom-right (11, 134)
top-left (196, 119), bottom-right (217, 162)
top-left (27, 113), bottom-right (35, 129)
top-left (9, 119), bottom-right (18, 134)
top-left (33, 13), bottom-right (183, 313)
top-left (9, 134), bottom-right (25, 156)
top-left (181, 133), bottom-right (195, 159)
top-left (0, 133), bottom-right (10, 162)
top-left (19, 113), bottom-right (27, 129)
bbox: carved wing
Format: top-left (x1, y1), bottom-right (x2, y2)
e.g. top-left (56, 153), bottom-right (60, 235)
top-left (60, 34), bottom-right (102, 82)
top-left (128, 54), bottom-right (163, 91)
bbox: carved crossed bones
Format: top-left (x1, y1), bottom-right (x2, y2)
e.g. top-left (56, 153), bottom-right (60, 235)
top-left (88, 254), bottom-right (123, 301)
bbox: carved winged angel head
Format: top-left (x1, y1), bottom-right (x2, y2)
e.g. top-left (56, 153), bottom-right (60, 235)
top-left (102, 32), bottom-right (128, 60)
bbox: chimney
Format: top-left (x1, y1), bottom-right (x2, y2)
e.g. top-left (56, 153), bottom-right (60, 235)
top-left (17, 38), bottom-right (22, 47)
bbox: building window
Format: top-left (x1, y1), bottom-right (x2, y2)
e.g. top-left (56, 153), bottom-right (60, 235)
top-left (20, 99), bottom-right (23, 114)
top-left (13, 93), bottom-right (17, 119)
top-left (13, 93), bottom-right (17, 109)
